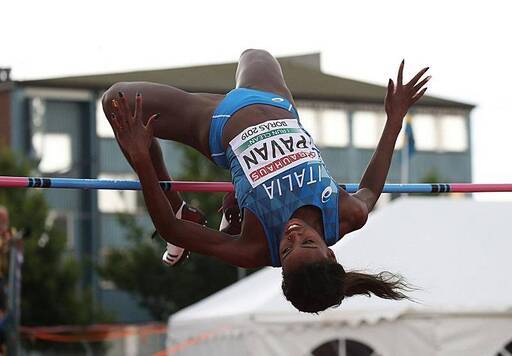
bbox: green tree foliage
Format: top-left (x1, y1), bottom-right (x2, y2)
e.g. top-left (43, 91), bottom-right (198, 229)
top-left (98, 144), bottom-right (240, 320)
top-left (420, 169), bottom-right (443, 184)
top-left (0, 148), bottom-right (109, 326)
top-left (98, 215), bottom-right (238, 320)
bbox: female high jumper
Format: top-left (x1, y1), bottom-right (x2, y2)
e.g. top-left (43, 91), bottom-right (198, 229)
top-left (102, 50), bottom-right (430, 313)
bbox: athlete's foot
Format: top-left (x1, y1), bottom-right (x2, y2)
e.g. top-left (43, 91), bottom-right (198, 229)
top-left (162, 244), bottom-right (190, 266)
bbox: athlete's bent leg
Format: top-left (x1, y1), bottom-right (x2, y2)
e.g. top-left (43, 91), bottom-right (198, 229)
top-left (236, 49), bottom-right (295, 105)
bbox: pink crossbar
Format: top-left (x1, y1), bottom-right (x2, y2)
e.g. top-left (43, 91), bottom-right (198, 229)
top-left (0, 176), bottom-right (29, 187)
top-left (449, 183), bottom-right (512, 192)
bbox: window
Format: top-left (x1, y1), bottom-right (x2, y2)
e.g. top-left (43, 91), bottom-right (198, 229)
top-left (439, 115), bottom-right (467, 151)
top-left (298, 107), bottom-right (319, 141)
top-left (412, 114), bottom-right (437, 150)
top-left (31, 98), bottom-right (73, 173)
top-left (351, 111), bottom-right (468, 152)
top-left (32, 133), bottom-right (72, 173)
top-left (298, 107), bottom-right (349, 147)
top-left (411, 113), bottom-right (468, 152)
top-left (352, 111), bottom-right (386, 148)
top-left (96, 98), bottom-right (115, 138)
top-left (98, 173), bottom-right (138, 213)
top-left (320, 109), bottom-right (349, 147)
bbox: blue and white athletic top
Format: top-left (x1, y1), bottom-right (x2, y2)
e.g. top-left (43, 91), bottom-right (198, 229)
top-left (209, 88), bottom-right (340, 267)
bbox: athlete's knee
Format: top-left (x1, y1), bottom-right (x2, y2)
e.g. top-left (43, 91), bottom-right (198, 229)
top-left (102, 82), bottom-right (122, 114)
top-left (240, 48), bottom-right (273, 60)
top-left (102, 82), bottom-right (134, 119)
top-left (237, 49), bottom-right (279, 80)
top-left (103, 82), bottom-right (128, 105)
top-left (101, 90), bottom-right (114, 120)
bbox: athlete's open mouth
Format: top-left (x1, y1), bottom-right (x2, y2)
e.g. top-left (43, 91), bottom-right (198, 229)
top-left (287, 224), bottom-right (301, 231)
top-left (285, 220), bottom-right (304, 234)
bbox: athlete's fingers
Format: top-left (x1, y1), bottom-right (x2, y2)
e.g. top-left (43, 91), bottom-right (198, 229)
top-left (111, 99), bottom-right (125, 124)
top-left (412, 75), bottom-right (431, 94)
top-left (134, 93), bottom-right (143, 122)
top-left (411, 87), bottom-right (427, 105)
top-left (407, 67), bottom-right (430, 89)
top-left (386, 78), bottom-right (394, 98)
top-left (397, 60), bottom-right (404, 86)
top-left (117, 91), bottom-right (131, 121)
top-left (110, 113), bottom-right (122, 131)
top-left (145, 113), bottom-right (160, 135)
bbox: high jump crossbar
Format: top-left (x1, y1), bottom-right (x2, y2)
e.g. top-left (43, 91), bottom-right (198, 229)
top-left (1, 176), bottom-right (512, 193)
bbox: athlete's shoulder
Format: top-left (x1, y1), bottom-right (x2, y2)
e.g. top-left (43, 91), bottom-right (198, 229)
top-left (338, 189), bottom-right (369, 237)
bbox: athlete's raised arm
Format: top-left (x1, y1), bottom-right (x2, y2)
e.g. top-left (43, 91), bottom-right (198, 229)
top-left (354, 61), bottom-right (430, 212)
top-left (109, 92), bottom-right (260, 268)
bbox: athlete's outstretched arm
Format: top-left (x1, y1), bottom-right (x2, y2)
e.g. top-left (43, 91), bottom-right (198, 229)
top-left (109, 92), bottom-right (261, 268)
top-left (354, 61), bottom-right (430, 212)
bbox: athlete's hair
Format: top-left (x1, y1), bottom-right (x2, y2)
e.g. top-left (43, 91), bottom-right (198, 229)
top-left (281, 261), bottom-right (412, 313)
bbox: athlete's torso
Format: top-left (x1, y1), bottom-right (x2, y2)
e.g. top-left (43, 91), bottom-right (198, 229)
top-left (211, 88), bottom-right (341, 267)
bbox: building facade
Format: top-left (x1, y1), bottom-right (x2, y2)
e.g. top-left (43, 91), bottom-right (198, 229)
top-left (0, 54), bottom-right (474, 322)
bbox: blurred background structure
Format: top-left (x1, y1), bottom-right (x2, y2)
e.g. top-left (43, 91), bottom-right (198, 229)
top-left (4, 0), bottom-right (512, 354)
top-left (0, 53), bottom-right (474, 324)
top-left (166, 198), bottom-right (512, 356)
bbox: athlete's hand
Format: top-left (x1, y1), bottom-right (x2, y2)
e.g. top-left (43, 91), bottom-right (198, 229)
top-left (110, 92), bottom-right (159, 161)
top-left (385, 60), bottom-right (430, 129)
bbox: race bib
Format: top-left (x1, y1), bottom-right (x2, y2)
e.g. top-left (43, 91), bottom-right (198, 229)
top-left (229, 119), bottom-right (321, 188)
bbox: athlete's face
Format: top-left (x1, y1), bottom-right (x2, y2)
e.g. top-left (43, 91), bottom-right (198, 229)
top-left (280, 218), bottom-right (336, 273)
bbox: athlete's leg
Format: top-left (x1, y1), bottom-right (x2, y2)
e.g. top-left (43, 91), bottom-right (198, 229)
top-left (215, 49), bottom-right (296, 235)
top-left (236, 49), bottom-right (295, 105)
top-left (102, 82), bottom-right (223, 158)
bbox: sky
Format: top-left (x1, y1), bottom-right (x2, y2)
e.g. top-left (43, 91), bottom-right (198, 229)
top-left (2, 0), bottom-right (511, 200)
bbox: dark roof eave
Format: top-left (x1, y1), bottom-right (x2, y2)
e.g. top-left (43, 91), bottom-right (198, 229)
top-left (16, 56), bottom-right (476, 110)
top-left (18, 81), bottom-right (475, 110)
top-left (0, 81), bottom-right (15, 92)
top-left (291, 93), bottom-right (475, 110)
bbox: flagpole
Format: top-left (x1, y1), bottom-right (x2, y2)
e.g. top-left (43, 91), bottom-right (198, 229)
top-left (401, 119), bottom-right (410, 198)
top-left (401, 136), bottom-right (409, 184)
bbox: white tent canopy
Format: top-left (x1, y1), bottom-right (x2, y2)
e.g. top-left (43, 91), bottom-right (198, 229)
top-left (167, 198), bottom-right (512, 356)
